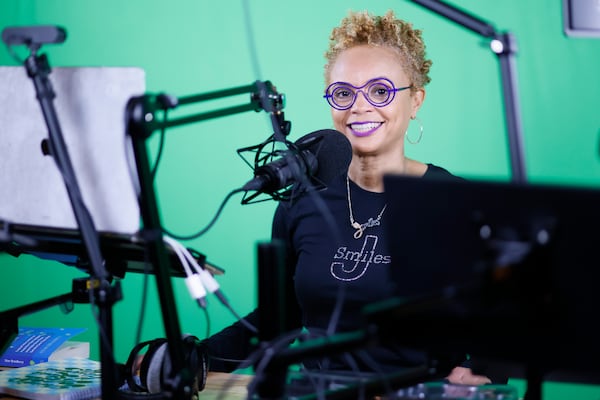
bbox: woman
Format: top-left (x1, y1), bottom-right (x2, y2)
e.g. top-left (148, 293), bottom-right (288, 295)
top-left (204, 9), bottom-right (493, 386)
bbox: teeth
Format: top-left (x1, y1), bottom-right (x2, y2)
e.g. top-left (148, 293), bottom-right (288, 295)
top-left (351, 122), bottom-right (380, 132)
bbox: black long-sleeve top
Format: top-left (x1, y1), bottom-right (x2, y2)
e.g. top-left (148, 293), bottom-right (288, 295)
top-left (204, 164), bottom-right (468, 374)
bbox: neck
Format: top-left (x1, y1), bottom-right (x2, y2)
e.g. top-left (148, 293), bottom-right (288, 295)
top-left (348, 156), bottom-right (426, 192)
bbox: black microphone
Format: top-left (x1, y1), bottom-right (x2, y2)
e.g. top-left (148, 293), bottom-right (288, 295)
top-left (2, 25), bottom-right (67, 47)
top-left (242, 129), bottom-right (351, 195)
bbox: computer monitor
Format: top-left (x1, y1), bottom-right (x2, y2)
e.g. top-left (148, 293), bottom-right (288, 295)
top-left (379, 175), bottom-right (600, 370)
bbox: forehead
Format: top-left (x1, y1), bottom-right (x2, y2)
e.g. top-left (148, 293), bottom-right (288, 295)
top-left (328, 45), bottom-right (408, 86)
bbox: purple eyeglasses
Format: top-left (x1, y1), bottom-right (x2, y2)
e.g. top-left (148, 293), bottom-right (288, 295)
top-left (323, 77), bottom-right (412, 111)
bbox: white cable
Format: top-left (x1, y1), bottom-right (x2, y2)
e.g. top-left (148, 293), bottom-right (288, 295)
top-left (182, 245), bottom-right (234, 310)
top-left (184, 274), bottom-right (207, 309)
top-left (185, 251), bottom-right (220, 294)
top-left (166, 235), bottom-right (222, 296)
top-left (164, 235), bottom-right (207, 308)
top-left (163, 235), bottom-right (258, 333)
top-left (163, 235), bottom-right (193, 275)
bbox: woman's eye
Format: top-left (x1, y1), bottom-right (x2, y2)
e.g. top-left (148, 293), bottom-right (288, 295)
top-left (335, 89), bottom-right (352, 98)
top-left (372, 86), bottom-right (389, 97)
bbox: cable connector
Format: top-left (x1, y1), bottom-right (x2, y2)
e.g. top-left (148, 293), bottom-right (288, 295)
top-left (184, 273), bottom-right (207, 309)
top-left (197, 267), bottom-right (219, 293)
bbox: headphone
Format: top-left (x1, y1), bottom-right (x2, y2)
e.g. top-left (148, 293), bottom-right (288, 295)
top-left (122, 335), bottom-right (208, 399)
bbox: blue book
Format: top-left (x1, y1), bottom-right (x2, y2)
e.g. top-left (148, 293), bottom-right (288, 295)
top-left (0, 357), bottom-right (100, 400)
top-left (0, 327), bottom-right (87, 368)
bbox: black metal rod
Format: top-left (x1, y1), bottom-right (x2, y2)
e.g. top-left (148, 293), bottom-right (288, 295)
top-left (126, 97), bottom-right (193, 399)
top-left (97, 283), bottom-right (119, 400)
top-left (408, 0), bottom-right (527, 183)
top-left (0, 293), bottom-right (73, 318)
top-left (523, 366), bottom-right (543, 400)
top-left (177, 83), bottom-right (257, 105)
top-left (257, 241), bottom-right (287, 343)
top-left (410, 0), bottom-right (496, 37)
top-left (254, 241), bottom-right (288, 399)
top-left (160, 103), bottom-right (259, 130)
top-left (495, 32), bottom-right (527, 183)
top-left (23, 53), bottom-right (109, 280)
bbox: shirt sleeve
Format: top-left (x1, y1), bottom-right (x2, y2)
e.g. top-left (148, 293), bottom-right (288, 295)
top-left (203, 203), bottom-right (302, 372)
top-left (203, 309), bottom-right (259, 372)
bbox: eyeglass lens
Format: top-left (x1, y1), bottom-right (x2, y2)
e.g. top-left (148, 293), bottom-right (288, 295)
top-left (326, 78), bottom-right (397, 110)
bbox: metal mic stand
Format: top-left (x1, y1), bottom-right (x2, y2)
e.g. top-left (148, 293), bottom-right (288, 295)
top-left (124, 80), bottom-right (288, 398)
top-left (409, 0), bottom-right (527, 184)
top-left (2, 26), bottom-right (123, 399)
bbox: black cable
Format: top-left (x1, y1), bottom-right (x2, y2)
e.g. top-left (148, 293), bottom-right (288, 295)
top-left (150, 110), bottom-right (168, 182)
top-left (201, 306), bottom-right (210, 339)
top-left (161, 187), bottom-right (245, 241)
top-left (241, 0), bottom-right (263, 80)
top-left (134, 246), bottom-right (152, 347)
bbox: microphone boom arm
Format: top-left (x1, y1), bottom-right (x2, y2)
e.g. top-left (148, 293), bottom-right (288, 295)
top-left (127, 80), bottom-right (289, 139)
top-left (124, 78), bottom-right (290, 399)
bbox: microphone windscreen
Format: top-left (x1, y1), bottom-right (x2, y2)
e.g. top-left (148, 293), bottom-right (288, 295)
top-left (294, 129), bottom-right (351, 186)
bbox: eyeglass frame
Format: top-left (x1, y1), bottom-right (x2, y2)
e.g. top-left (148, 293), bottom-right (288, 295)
top-left (323, 77), bottom-right (413, 111)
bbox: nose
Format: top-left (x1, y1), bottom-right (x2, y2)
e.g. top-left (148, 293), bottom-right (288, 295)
top-left (350, 89), bottom-right (371, 111)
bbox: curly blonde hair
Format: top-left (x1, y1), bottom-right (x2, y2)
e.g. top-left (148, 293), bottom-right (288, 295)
top-left (324, 10), bottom-right (432, 90)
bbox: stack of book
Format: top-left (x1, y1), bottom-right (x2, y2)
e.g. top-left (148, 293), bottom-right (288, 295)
top-left (0, 327), bottom-right (89, 368)
top-left (0, 327), bottom-right (97, 399)
top-left (0, 357), bottom-right (101, 400)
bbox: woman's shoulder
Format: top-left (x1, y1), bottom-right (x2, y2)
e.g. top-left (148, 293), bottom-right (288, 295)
top-left (423, 163), bottom-right (466, 181)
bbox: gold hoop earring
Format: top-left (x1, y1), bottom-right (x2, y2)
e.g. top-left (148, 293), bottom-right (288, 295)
top-left (405, 117), bottom-right (423, 144)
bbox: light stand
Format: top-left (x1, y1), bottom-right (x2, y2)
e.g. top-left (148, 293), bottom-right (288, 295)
top-left (1, 25), bottom-right (124, 399)
top-left (410, 0), bottom-right (527, 183)
top-left (2, 24), bottom-right (289, 399)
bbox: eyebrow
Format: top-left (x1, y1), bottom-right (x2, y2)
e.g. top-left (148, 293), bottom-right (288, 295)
top-left (329, 77), bottom-right (392, 87)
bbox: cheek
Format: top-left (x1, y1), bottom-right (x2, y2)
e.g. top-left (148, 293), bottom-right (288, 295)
top-left (385, 103), bottom-right (412, 130)
top-left (331, 110), bottom-right (347, 130)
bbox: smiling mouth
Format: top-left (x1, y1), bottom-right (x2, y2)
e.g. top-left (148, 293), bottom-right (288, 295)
top-left (348, 122), bottom-right (383, 137)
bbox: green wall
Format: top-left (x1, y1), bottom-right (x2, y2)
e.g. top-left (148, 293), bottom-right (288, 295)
top-left (1, 1), bottom-right (599, 398)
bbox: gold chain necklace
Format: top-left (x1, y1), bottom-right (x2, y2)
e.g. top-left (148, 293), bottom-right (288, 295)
top-left (346, 176), bottom-right (387, 239)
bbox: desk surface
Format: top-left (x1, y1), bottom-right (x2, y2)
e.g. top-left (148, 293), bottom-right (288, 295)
top-left (0, 371), bottom-right (252, 400)
top-left (202, 372), bottom-right (253, 399)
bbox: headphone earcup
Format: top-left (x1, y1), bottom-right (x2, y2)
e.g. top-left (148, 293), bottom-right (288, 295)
top-left (138, 339), bottom-right (168, 392)
top-left (145, 342), bottom-right (169, 393)
top-left (132, 335), bottom-right (207, 396)
top-left (181, 335), bottom-right (208, 392)
top-left (123, 338), bottom-right (164, 393)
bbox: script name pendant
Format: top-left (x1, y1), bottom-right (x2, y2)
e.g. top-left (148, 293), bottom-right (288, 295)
top-left (352, 218), bottom-right (382, 239)
top-left (346, 175), bottom-right (387, 240)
